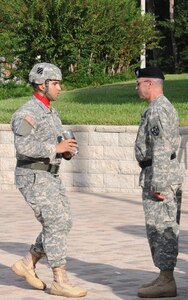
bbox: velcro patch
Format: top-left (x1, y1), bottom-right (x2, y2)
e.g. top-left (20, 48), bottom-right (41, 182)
top-left (16, 114), bottom-right (36, 136)
top-left (24, 115), bottom-right (36, 127)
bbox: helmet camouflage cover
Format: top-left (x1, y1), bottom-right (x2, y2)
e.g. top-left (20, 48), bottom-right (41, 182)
top-left (29, 62), bottom-right (62, 84)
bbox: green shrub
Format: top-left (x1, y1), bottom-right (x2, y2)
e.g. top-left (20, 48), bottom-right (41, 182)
top-left (0, 81), bottom-right (32, 100)
top-left (64, 69), bottom-right (135, 89)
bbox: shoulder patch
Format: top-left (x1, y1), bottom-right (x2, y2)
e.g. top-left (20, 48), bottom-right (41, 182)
top-left (151, 126), bottom-right (160, 136)
top-left (24, 114), bottom-right (36, 127)
top-left (16, 114), bottom-right (36, 136)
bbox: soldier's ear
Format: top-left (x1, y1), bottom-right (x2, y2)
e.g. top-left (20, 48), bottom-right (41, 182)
top-left (38, 83), bottom-right (46, 91)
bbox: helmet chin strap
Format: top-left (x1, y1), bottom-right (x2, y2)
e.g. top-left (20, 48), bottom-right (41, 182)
top-left (39, 80), bottom-right (55, 101)
top-left (44, 80), bottom-right (54, 101)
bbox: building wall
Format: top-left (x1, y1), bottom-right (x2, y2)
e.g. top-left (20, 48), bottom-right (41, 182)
top-left (0, 124), bottom-right (188, 194)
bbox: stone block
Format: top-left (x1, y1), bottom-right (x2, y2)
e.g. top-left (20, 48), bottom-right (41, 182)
top-left (89, 132), bottom-right (118, 146)
top-left (61, 159), bottom-right (88, 173)
top-left (77, 146), bottom-right (103, 159)
top-left (73, 131), bottom-right (89, 145)
top-left (104, 174), bottom-right (134, 189)
top-left (126, 125), bottom-right (139, 133)
top-left (73, 173), bottom-right (103, 187)
top-left (0, 144), bottom-right (15, 157)
top-left (119, 161), bottom-right (140, 175)
top-left (60, 172), bottom-right (74, 187)
top-left (95, 125), bottom-right (126, 133)
top-left (0, 171), bottom-right (15, 184)
top-left (0, 184), bottom-right (17, 191)
top-left (0, 157), bottom-right (16, 170)
top-left (104, 146), bottom-right (133, 160)
top-left (134, 175), bottom-right (140, 189)
top-left (89, 160), bottom-right (119, 174)
top-left (119, 133), bottom-right (137, 146)
top-left (0, 131), bottom-right (14, 144)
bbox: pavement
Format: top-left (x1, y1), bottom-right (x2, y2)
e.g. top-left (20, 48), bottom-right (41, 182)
top-left (0, 190), bottom-right (188, 300)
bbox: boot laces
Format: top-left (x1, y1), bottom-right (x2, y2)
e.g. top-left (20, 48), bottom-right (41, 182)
top-left (60, 266), bottom-right (72, 285)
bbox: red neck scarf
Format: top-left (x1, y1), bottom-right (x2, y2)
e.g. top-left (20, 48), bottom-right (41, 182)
top-left (34, 92), bottom-right (51, 109)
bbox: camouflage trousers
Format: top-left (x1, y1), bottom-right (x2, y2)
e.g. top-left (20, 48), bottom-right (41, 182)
top-left (142, 184), bottom-right (182, 270)
top-left (16, 171), bottom-right (72, 268)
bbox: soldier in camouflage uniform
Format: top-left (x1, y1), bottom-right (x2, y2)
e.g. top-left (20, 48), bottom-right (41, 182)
top-left (11, 62), bottom-right (87, 298)
top-left (134, 67), bottom-right (183, 298)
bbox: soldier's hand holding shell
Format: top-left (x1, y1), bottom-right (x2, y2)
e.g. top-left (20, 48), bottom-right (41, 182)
top-left (56, 139), bottom-right (78, 155)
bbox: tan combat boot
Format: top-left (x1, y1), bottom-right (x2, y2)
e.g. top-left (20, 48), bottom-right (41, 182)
top-left (138, 270), bottom-right (177, 298)
top-left (50, 265), bottom-right (87, 297)
top-left (11, 245), bottom-right (46, 290)
top-left (140, 273), bottom-right (161, 288)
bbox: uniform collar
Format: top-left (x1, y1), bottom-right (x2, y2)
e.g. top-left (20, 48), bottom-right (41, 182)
top-left (34, 92), bottom-right (51, 109)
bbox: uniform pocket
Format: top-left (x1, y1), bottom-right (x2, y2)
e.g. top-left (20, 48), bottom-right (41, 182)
top-left (16, 174), bottom-right (36, 189)
top-left (16, 174), bottom-right (36, 202)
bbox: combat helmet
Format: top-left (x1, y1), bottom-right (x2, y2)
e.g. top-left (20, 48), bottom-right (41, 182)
top-left (29, 62), bottom-right (62, 84)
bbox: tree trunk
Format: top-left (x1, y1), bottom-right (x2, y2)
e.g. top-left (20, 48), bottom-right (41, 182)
top-left (146, 0), bottom-right (158, 61)
top-left (146, 0), bottom-right (155, 14)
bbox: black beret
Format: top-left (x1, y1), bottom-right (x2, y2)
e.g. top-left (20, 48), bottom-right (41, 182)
top-left (135, 66), bottom-right (165, 80)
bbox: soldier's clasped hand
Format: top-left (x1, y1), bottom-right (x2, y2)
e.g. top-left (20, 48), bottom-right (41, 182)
top-left (152, 192), bottom-right (165, 201)
top-left (56, 138), bottom-right (78, 154)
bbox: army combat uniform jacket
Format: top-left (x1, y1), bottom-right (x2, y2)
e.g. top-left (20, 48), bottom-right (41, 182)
top-left (135, 94), bottom-right (183, 271)
top-left (11, 95), bottom-right (72, 267)
top-left (135, 94), bottom-right (183, 192)
top-left (11, 95), bottom-right (63, 169)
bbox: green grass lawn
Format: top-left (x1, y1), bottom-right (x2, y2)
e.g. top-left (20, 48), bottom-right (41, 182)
top-left (0, 73), bottom-right (187, 126)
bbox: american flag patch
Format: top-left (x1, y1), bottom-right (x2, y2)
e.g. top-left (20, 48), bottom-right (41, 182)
top-left (24, 115), bottom-right (36, 127)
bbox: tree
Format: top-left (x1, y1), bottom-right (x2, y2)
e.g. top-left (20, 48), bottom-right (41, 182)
top-left (145, 0), bottom-right (188, 73)
top-left (174, 0), bottom-right (188, 71)
top-left (0, 0), bottom-right (24, 62)
top-left (0, 0), bottom-right (161, 84)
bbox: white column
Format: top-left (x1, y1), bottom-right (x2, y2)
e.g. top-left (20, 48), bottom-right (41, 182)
top-left (140, 0), bottom-right (146, 68)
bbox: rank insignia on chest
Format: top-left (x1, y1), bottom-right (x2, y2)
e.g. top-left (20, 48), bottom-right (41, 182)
top-left (151, 126), bottom-right (160, 136)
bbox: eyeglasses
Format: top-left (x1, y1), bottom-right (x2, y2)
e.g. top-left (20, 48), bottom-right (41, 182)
top-left (136, 80), bottom-right (150, 87)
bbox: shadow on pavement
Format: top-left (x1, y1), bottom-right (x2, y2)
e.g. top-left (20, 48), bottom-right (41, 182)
top-left (0, 239), bottom-right (188, 300)
top-left (67, 257), bottom-right (188, 300)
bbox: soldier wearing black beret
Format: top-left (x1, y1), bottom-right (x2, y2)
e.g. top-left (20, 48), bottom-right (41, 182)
top-left (134, 66), bottom-right (183, 298)
top-left (135, 66), bottom-right (165, 80)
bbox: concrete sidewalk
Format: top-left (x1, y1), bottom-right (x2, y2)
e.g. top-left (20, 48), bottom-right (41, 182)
top-left (0, 190), bottom-right (188, 300)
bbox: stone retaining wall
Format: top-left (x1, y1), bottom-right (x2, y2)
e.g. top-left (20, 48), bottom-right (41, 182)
top-left (0, 124), bottom-right (188, 194)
